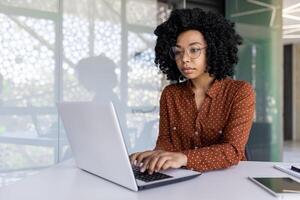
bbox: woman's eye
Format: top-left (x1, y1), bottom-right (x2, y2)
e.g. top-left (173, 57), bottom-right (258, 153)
top-left (174, 50), bottom-right (182, 55)
top-left (190, 48), bottom-right (200, 53)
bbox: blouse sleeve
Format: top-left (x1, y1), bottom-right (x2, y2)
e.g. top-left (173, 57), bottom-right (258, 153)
top-left (182, 82), bottom-right (255, 172)
top-left (154, 87), bottom-right (176, 152)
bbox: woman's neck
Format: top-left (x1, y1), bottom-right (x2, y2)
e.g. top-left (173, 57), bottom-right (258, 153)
top-left (190, 73), bottom-right (215, 93)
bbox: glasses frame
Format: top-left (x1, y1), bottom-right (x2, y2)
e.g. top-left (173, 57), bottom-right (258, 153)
top-left (169, 46), bottom-right (207, 60)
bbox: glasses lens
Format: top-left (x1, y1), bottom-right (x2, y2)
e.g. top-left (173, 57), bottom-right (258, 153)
top-left (169, 47), bottom-right (181, 60)
top-left (188, 46), bottom-right (201, 59)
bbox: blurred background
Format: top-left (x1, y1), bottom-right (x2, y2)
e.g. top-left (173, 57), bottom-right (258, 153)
top-left (0, 0), bottom-right (299, 187)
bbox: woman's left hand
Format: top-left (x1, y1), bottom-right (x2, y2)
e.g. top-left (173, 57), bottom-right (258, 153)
top-left (138, 151), bottom-right (187, 174)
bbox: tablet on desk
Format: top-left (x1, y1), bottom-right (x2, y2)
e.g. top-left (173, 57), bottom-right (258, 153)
top-left (249, 177), bottom-right (300, 198)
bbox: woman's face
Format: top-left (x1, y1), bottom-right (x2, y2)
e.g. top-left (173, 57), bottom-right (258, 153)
top-left (174, 30), bottom-right (207, 80)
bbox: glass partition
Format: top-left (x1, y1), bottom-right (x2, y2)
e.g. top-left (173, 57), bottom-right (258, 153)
top-left (226, 0), bottom-right (283, 161)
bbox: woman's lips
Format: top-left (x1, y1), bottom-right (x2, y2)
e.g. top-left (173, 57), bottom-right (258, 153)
top-left (181, 67), bottom-right (195, 74)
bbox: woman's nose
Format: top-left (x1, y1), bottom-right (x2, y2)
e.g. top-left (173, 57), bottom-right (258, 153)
top-left (181, 49), bottom-right (190, 63)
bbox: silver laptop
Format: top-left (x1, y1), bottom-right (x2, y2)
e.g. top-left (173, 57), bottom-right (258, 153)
top-left (57, 102), bottom-right (201, 191)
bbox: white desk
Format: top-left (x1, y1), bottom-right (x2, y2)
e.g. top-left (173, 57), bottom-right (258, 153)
top-left (0, 160), bottom-right (298, 200)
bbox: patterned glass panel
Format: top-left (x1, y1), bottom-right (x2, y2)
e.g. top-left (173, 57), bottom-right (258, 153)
top-left (0, 0), bottom-right (58, 12)
top-left (127, 31), bottom-right (162, 152)
top-left (0, 15), bottom-right (55, 107)
top-left (0, 0), bottom-right (173, 187)
top-left (126, 0), bottom-right (157, 27)
top-left (0, 6), bottom-right (57, 187)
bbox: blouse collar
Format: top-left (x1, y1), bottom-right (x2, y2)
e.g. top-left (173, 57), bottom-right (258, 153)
top-left (184, 78), bottom-right (226, 98)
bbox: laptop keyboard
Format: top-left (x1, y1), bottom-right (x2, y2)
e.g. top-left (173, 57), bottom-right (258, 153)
top-left (132, 166), bottom-right (172, 182)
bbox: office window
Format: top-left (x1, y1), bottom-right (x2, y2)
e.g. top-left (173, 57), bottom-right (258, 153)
top-left (0, 6), bottom-right (58, 187)
top-left (0, 0), bottom-right (173, 187)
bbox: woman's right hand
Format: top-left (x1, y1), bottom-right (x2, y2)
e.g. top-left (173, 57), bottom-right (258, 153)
top-left (129, 150), bottom-right (162, 167)
top-left (129, 150), bottom-right (187, 174)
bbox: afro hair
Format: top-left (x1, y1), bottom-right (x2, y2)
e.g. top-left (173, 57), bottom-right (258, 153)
top-left (154, 8), bottom-right (242, 82)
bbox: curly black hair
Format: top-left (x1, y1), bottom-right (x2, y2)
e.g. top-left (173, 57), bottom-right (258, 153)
top-left (154, 8), bottom-right (242, 82)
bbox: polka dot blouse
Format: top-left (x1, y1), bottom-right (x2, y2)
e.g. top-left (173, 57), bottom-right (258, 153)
top-left (154, 78), bottom-right (256, 172)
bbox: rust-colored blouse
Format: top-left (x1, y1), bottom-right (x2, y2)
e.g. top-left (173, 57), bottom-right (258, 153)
top-left (154, 78), bottom-right (255, 172)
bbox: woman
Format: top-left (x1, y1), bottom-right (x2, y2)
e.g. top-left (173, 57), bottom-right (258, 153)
top-left (130, 8), bottom-right (255, 174)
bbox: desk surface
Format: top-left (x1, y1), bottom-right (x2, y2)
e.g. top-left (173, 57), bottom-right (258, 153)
top-left (0, 160), bottom-right (299, 200)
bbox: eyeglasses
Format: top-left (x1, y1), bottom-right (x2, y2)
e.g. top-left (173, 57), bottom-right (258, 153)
top-left (169, 46), bottom-right (207, 60)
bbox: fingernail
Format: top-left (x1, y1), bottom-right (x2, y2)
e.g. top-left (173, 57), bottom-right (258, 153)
top-left (133, 160), bottom-right (137, 166)
top-left (139, 162), bottom-right (143, 167)
top-left (140, 168), bottom-right (145, 173)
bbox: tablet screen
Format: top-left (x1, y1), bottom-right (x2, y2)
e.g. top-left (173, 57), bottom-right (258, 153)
top-left (252, 177), bottom-right (300, 193)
